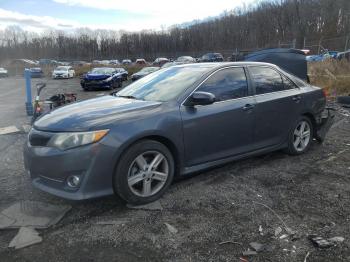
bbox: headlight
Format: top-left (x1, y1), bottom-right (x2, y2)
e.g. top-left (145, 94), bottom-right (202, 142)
top-left (48, 130), bottom-right (109, 150)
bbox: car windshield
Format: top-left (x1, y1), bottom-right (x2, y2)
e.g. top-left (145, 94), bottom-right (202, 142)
top-left (117, 66), bottom-right (210, 102)
top-left (91, 68), bottom-right (115, 74)
top-left (56, 66), bottom-right (68, 71)
top-left (140, 67), bottom-right (159, 73)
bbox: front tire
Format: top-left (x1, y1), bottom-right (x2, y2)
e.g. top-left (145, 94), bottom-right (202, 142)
top-left (113, 140), bottom-right (175, 205)
top-left (285, 116), bottom-right (313, 155)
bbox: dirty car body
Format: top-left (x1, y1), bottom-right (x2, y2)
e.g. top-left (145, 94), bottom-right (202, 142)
top-left (24, 62), bottom-right (333, 203)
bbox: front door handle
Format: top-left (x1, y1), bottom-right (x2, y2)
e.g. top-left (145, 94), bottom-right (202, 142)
top-left (242, 104), bottom-right (255, 111)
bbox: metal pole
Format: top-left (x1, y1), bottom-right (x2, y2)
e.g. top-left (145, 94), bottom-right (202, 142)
top-left (345, 35), bottom-right (349, 51)
top-left (24, 68), bottom-right (33, 116)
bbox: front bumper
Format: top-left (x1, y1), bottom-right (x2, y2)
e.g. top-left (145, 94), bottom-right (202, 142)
top-left (81, 80), bottom-right (112, 89)
top-left (23, 138), bottom-right (117, 200)
top-left (53, 74), bottom-right (69, 79)
top-left (315, 107), bottom-right (335, 142)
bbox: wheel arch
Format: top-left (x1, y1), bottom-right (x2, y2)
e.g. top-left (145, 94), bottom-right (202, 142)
top-left (114, 134), bottom-right (182, 178)
top-left (301, 112), bottom-right (317, 137)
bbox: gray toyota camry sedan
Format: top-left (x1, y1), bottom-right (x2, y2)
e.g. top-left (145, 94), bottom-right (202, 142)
top-left (24, 62), bottom-right (333, 205)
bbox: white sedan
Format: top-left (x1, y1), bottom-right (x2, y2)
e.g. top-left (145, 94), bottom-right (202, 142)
top-left (52, 66), bottom-right (75, 79)
top-left (0, 67), bottom-right (8, 77)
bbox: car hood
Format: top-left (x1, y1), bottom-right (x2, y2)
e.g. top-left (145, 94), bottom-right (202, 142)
top-left (84, 73), bottom-right (111, 80)
top-left (53, 70), bottom-right (67, 74)
top-left (34, 95), bottom-right (162, 132)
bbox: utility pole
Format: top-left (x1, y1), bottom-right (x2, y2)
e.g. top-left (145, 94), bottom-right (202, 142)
top-left (345, 35), bottom-right (349, 51)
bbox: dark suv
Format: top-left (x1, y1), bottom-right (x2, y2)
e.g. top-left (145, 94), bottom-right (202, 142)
top-left (200, 53), bottom-right (224, 62)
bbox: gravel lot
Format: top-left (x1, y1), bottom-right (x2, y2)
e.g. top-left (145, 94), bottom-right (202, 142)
top-left (0, 76), bottom-right (349, 261)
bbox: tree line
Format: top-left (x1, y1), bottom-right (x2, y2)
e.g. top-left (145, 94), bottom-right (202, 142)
top-left (0, 0), bottom-right (349, 63)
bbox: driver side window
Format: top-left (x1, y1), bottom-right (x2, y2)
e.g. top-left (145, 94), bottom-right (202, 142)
top-left (197, 67), bottom-right (248, 102)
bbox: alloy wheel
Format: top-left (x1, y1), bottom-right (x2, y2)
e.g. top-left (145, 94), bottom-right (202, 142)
top-left (293, 120), bottom-right (311, 152)
top-left (127, 151), bottom-right (169, 197)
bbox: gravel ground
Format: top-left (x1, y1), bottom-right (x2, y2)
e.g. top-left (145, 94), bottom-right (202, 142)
top-left (0, 76), bottom-right (349, 261)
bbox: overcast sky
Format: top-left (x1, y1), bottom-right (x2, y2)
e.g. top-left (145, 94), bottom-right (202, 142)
top-left (0, 0), bottom-right (257, 32)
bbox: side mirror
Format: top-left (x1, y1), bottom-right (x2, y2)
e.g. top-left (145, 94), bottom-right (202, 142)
top-left (187, 91), bottom-right (215, 106)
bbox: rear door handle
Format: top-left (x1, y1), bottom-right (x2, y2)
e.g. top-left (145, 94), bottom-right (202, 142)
top-left (242, 104), bottom-right (255, 111)
top-left (292, 95), bottom-right (301, 102)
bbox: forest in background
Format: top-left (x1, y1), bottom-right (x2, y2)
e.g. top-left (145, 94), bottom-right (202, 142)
top-left (0, 0), bottom-right (349, 62)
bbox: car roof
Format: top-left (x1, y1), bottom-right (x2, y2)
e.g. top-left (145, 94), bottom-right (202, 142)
top-left (172, 61), bottom-right (278, 69)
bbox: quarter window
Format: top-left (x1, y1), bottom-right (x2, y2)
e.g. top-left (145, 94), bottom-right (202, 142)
top-left (281, 74), bottom-right (297, 90)
top-left (249, 67), bottom-right (285, 94)
top-left (198, 68), bottom-right (248, 101)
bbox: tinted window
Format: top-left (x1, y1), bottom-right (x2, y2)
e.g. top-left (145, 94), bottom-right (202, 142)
top-left (198, 67), bottom-right (248, 101)
top-left (281, 74), bottom-right (297, 90)
top-left (286, 73), bottom-right (307, 87)
top-left (249, 67), bottom-right (284, 94)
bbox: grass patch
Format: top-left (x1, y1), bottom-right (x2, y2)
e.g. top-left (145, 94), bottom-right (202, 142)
top-left (308, 59), bottom-right (350, 96)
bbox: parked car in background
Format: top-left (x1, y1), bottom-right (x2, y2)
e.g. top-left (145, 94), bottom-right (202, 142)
top-left (200, 53), bottom-right (224, 62)
top-left (29, 68), bottom-right (44, 78)
top-left (152, 58), bottom-right (169, 67)
top-left (162, 56), bottom-right (197, 68)
top-left (39, 59), bottom-right (58, 66)
top-left (306, 51), bottom-right (338, 62)
top-left (80, 67), bottom-right (124, 90)
top-left (70, 61), bottom-right (89, 66)
top-left (24, 62), bottom-right (333, 205)
top-left (115, 67), bottom-right (129, 81)
top-left (135, 59), bottom-right (147, 66)
top-left (0, 67), bottom-right (8, 77)
top-left (52, 66), bottom-right (75, 79)
top-left (337, 49), bottom-right (350, 61)
top-left (176, 56), bottom-right (196, 63)
top-left (122, 59), bottom-right (132, 65)
top-left (131, 66), bottom-right (159, 81)
top-left (109, 60), bottom-right (120, 65)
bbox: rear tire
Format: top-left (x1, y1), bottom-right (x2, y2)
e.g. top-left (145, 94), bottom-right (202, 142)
top-left (285, 116), bottom-right (313, 155)
top-left (113, 140), bottom-right (175, 205)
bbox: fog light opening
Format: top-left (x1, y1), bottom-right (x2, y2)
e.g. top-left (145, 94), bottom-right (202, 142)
top-left (67, 175), bottom-right (81, 188)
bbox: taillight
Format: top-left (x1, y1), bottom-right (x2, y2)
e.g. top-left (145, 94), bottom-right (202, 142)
top-left (322, 89), bottom-right (328, 98)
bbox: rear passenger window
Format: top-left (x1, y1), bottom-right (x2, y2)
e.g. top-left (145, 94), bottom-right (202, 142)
top-left (198, 68), bottom-right (248, 102)
top-left (281, 74), bottom-right (297, 90)
top-left (249, 67), bottom-right (284, 94)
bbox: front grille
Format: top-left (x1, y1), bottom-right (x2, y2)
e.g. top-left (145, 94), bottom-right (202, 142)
top-left (29, 129), bottom-right (54, 146)
top-left (86, 80), bottom-right (102, 85)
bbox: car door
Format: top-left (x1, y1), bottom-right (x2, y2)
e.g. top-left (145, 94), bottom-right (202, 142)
top-left (247, 66), bottom-right (302, 149)
top-left (180, 67), bottom-right (256, 167)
